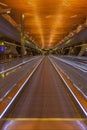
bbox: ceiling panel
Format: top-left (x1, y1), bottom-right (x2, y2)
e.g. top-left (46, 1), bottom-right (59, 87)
top-left (0, 0), bottom-right (87, 48)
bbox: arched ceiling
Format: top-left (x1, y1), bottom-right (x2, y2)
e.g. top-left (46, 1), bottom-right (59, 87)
top-left (0, 0), bottom-right (87, 49)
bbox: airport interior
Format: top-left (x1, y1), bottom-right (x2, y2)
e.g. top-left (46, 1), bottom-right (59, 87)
top-left (0, 0), bottom-right (87, 129)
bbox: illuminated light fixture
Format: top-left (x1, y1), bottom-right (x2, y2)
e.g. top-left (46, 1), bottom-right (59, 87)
top-left (0, 8), bottom-right (11, 14)
top-left (7, 10), bottom-right (11, 14)
top-left (22, 14), bottom-right (25, 19)
top-left (0, 41), bottom-right (4, 46)
top-left (66, 39), bottom-right (71, 44)
top-left (76, 25), bottom-right (83, 33)
top-left (70, 15), bottom-right (77, 18)
top-left (0, 46), bottom-right (5, 52)
top-left (68, 32), bottom-right (74, 37)
top-left (64, 36), bottom-right (69, 41)
top-left (0, 2), bottom-right (8, 7)
top-left (1, 73), bottom-right (5, 78)
top-left (63, 1), bottom-right (71, 6)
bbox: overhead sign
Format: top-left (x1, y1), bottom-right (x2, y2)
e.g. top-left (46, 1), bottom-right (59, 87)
top-left (0, 46), bottom-right (5, 52)
top-left (0, 41), bottom-right (4, 46)
top-left (0, 41), bottom-right (5, 52)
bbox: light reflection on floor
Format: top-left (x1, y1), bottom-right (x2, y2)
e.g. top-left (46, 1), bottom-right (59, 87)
top-left (1, 119), bottom-right (87, 130)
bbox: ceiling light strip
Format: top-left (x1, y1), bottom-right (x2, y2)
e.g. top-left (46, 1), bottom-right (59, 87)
top-left (0, 2), bottom-right (8, 7)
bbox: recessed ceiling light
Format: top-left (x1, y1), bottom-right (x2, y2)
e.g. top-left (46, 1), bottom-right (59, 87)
top-left (0, 2), bottom-right (8, 7)
top-left (22, 14), bottom-right (25, 19)
top-left (0, 8), bottom-right (11, 14)
top-left (7, 10), bottom-right (11, 14)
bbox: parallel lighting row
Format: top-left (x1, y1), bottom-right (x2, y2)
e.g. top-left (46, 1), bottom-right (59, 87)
top-left (58, 19), bottom-right (87, 46)
top-left (0, 2), bottom-right (8, 7)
